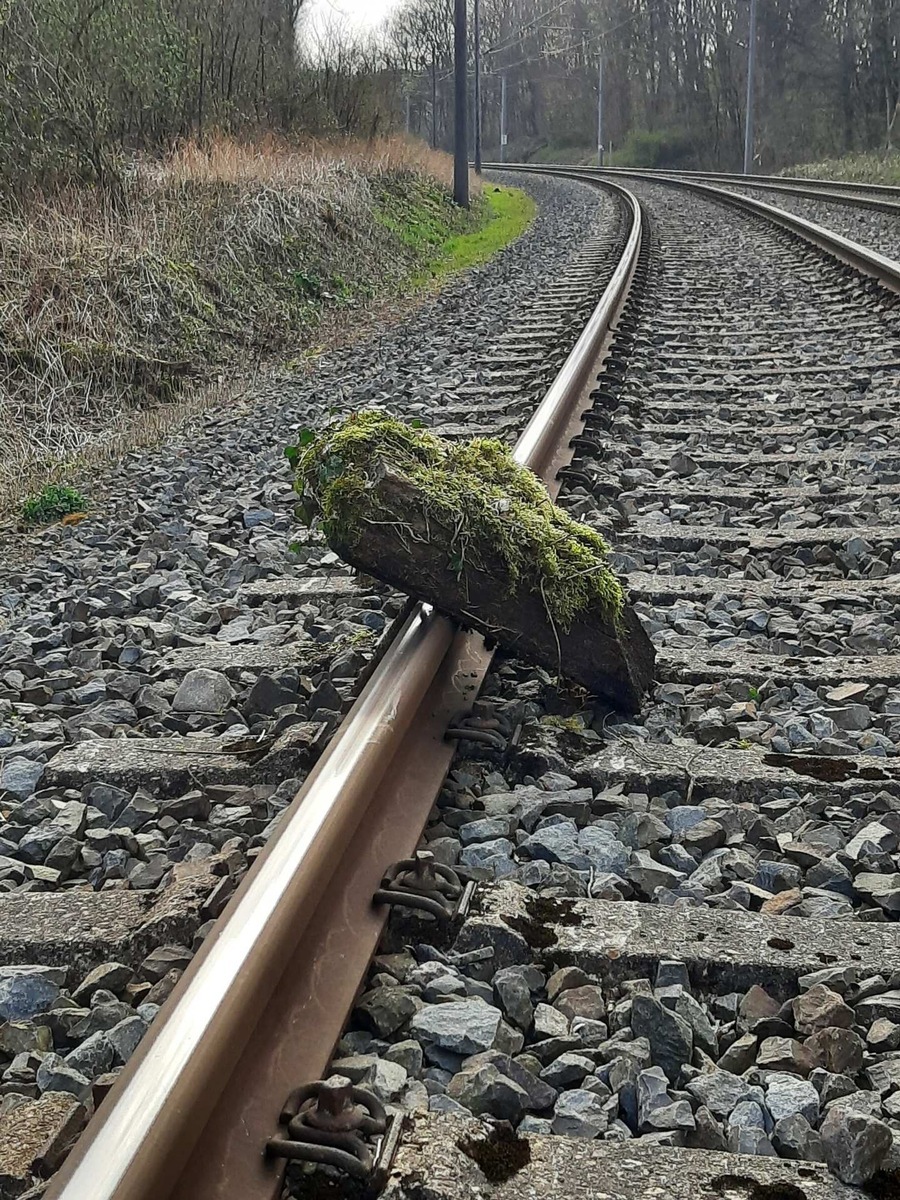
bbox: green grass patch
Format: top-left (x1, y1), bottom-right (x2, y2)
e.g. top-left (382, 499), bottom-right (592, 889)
top-left (786, 151), bottom-right (900, 185)
top-left (423, 186), bottom-right (536, 282)
top-left (21, 483), bottom-right (87, 526)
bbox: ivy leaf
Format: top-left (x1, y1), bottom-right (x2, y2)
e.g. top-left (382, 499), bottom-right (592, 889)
top-left (409, 418), bottom-right (424, 429)
top-left (284, 444), bottom-right (300, 468)
top-left (298, 428), bottom-right (316, 446)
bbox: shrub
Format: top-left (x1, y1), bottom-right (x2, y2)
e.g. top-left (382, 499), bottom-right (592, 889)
top-left (609, 128), bottom-right (699, 169)
top-left (21, 484), bottom-right (87, 525)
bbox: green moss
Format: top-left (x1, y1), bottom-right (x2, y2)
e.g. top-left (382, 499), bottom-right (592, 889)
top-left (541, 714), bottom-right (587, 733)
top-left (289, 411), bottom-right (623, 630)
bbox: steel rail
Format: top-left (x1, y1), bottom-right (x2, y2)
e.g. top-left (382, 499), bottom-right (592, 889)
top-left (599, 164), bottom-right (900, 199)
top-left (493, 162), bottom-right (900, 212)
top-left (46, 171), bottom-right (643, 1200)
top-left (491, 163), bottom-right (900, 295)
top-left (593, 165), bottom-right (900, 215)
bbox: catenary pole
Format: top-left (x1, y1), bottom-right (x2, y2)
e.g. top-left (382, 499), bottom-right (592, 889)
top-left (474, 0), bottom-right (483, 174)
top-left (500, 71), bottom-right (508, 162)
top-left (453, 0), bottom-right (469, 206)
top-left (597, 53), bottom-right (604, 167)
top-left (743, 0), bottom-right (759, 173)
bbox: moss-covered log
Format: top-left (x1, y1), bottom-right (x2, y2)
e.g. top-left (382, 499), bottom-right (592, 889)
top-left (291, 412), bottom-right (655, 711)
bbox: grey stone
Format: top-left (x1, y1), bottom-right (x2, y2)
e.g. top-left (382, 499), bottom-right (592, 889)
top-left (35, 1054), bottom-right (91, 1102)
top-left (64, 1030), bottom-right (115, 1080)
top-left (645, 1100), bottom-right (695, 1133)
top-left (384, 1040), bottom-right (424, 1078)
top-left (627, 852), bottom-right (685, 894)
top-left (107, 1016), bottom-right (147, 1065)
top-left (540, 1052), bottom-right (594, 1089)
top-left (493, 967), bottom-right (535, 1031)
top-left (631, 995), bottom-right (693, 1084)
top-left (820, 1106), bottom-right (893, 1185)
top-left (521, 821), bottom-right (588, 871)
top-left (0, 974), bottom-right (59, 1021)
top-left (367, 1059), bottom-right (408, 1102)
top-left (687, 1070), bottom-right (764, 1118)
top-left (655, 962), bottom-right (690, 990)
top-left (0, 759), bottom-right (44, 800)
top-left (765, 1073), bottom-right (820, 1124)
top-left (727, 1125), bottom-right (777, 1156)
top-left (533, 1003), bottom-right (569, 1039)
top-left (353, 988), bottom-right (418, 1038)
top-left (828, 1092), bottom-right (884, 1119)
top-left (447, 1064), bottom-right (527, 1123)
top-left (868, 1019), bottom-right (900, 1052)
top-left (673, 992), bottom-right (717, 1059)
top-left (717, 1033), bottom-right (758, 1074)
top-left (729, 1101), bottom-right (768, 1133)
top-left (636, 1065), bottom-right (670, 1130)
top-left (865, 1054), bottom-right (900, 1095)
top-left (466, 1051), bottom-right (557, 1112)
top-left (428, 1094), bottom-right (468, 1115)
top-left (854, 874), bottom-right (900, 913)
top-left (459, 817), bottom-right (515, 845)
top-left (551, 1088), bottom-right (609, 1138)
top-left (172, 669), bottom-right (235, 715)
top-left (773, 1114), bottom-right (826, 1162)
top-left (410, 999), bottom-right (502, 1055)
top-left (577, 827), bottom-right (629, 876)
top-left (72, 962), bottom-right (133, 1004)
top-left (687, 1105), bottom-right (728, 1151)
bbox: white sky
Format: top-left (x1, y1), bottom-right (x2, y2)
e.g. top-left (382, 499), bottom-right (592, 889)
top-left (305, 0), bottom-right (400, 34)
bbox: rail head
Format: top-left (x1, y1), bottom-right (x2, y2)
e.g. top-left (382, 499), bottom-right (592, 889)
top-left (45, 169), bottom-right (644, 1200)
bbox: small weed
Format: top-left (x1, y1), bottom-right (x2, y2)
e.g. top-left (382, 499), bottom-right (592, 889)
top-left (748, 685), bottom-right (761, 702)
top-left (293, 270), bottom-right (325, 299)
top-left (21, 484), bottom-right (87, 526)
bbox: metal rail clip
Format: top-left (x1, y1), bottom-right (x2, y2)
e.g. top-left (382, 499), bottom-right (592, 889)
top-left (445, 714), bottom-right (509, 751)
top-left (373, 850), bottom-right (473, 921)
top-left (266, 1080), bottom-right (401, 1185)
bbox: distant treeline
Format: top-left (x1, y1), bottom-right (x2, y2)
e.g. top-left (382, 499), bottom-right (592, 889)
top-left (2, 0), bottom-right (898, 188)
top-left (388, 0), bottom-right (900, 170)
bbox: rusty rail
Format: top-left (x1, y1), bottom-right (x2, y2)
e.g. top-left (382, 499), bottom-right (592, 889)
top-left (45, 172), bottom-right (643, 1200)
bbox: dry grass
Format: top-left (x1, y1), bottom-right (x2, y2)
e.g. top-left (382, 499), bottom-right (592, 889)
top-left (786, 150), bottom-right (900, 186)
top-left (159, 134), bottom-right (457, 189)
top-left (0, 134), bottom-right (470, 506)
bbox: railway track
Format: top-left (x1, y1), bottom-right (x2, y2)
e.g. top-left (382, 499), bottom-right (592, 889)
top-left (7, 167), bottom-right (900, 1200)
top-left (594, 166), bottom-right (900, 210)
top-left (546, 164), bottom-right (900, 262)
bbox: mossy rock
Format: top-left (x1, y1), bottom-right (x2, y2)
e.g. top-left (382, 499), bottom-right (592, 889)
top-left (288, 412), bottom-right (655, 711)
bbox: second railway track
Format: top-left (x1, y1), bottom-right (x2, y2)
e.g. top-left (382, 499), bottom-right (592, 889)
top-left (12, 166), bottom-right (900, 1200)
